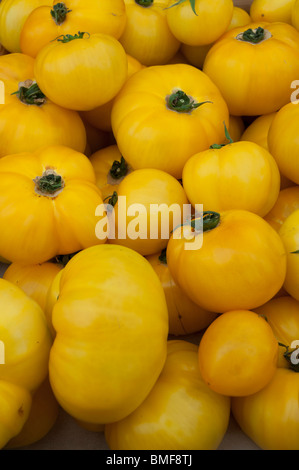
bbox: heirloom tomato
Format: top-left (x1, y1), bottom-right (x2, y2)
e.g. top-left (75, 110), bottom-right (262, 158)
top-left (166, 210), bottom-right (287, 313)
top-left (227, 6), bottom-right (251, 30)
top-left (107, 168), bottom-right (189, 256)
top-left (0, 145), bottom-right (107, 265)
top-left (240, 112), bottom-right (276, 150)
top-left (20, 0), bottom-right (127, 58)
top-left (0, 0), bottom-right (49, 53)
top-left (250, 0), bottom-right (296, 24)
top-left (182, 140), bottom-right (280, 217)
top-left (203, 22), bottom-right (299, 116)
top-left (0, 51), bottom-right (34, 81)
top-left (232, 367), bottom-right (299, 450)
top-left (105, 340), bottom-right (231, 450)
top-left (49, 244), bottom-right (169, 424)
top-left (279, 209), bottom-right (299, 302)
top-left (111, 63), bottom-right (229, 179)
top-left (198, 310), bottom-right (279, 396)
top-left (119, 0), bottom-right (180, 66)
top-left (166, 0), bottom-right (234, 46)
top-left (264, 186), bottom-right (299, 232)
top-left (34, 32), bottom-right (128, 111)
top-left (89, 144), bottom-right (132, 202)
top-left (146, 250), bottom-right (217, 336)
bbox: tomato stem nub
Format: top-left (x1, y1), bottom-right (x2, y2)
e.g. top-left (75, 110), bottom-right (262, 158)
top-left (159, 248), bottom-right (167, 265)
top-left (34, 170), bottom-right (65, 197)
top-left (51, 2), bottom-right (72, 25)
top-left (12, 80), bottom-right (46, 106)
top-left (110, 156), bottom-right (128, 180)
top-left (238, 27), bottom-right (265, 43)
top-left (135, 0), bottom-right (153, 7)
top-left (279, 343), bottom-right (299, 372)
top-left (104, 191), bottom-right (118, 207)
top-left (167, 90), bottom-right (212, 113)
top-left (55, 31), bottom-right (89, 43)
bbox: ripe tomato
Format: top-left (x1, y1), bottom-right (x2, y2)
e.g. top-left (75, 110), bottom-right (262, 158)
top-left (240, 112), bottom-right (276, 150)
top-left (264, 186), bottom-right (299, 232)
top-left (250, 0), bottom-right (296, 24)
top-left (198, 310), bottom-right (279, 396)
top-left (105, 340), bottom-right (231, 450)
top-left (167, 210), bottom-right (287, 313)
top-left (111, 63), bottom-right (229, 179)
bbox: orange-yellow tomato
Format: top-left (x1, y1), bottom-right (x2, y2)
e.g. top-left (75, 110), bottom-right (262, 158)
top-left (250, 0), bottom-right (296, 24)
top-left (105, 340), bottom-right (231, 450)
top-left (264, 186), bottom-right (299, 231)
top-left (198, 310), bottom-right (279, 396)
top-left (227, 6), bottom-right (251, 30)
top-left (279, 209), bottom-right (299, 301)
top-left (240, 112), bottom-right (277, 150)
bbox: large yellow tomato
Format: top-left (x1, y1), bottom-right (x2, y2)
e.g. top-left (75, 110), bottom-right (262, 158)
top-left (0, 145), bottom-right (107, 265)
top-left (20, 0), bottom-right (127, 58)
top-left (167, 210), bottom-right (287, 313)
top-left (182, 140), bottom-right (280, 217)
top-left (264, 186), bottom-right (299, 232)
top-left (146, 250), bottom-right (218, 336)
top-left (250, 0), bottom-right (296, 24)
top-left (105, 340), bottom-right (231, 450)
top-left (119, 0), bottom-right (180, 66)
top-left (279, 209), bottom-right (299, 301)
top-left (166, 0), bottom-right (234, 46)
top-left (111, 63), bottom-right (229, 179)
top-left (49, 244), bottom-right (169, 424)
top-left (203, 22), bottom-right (299, 116)
top-left (34, 32), bottom-right (128, 111)
top-left (0, 0), bottom-right (49, 53)
top-left (198, 310), bottom-right (279, 396)
top-left (107, 168), bottom-right (189, 256)
top-left (232, 367), bottom-right (299, 450)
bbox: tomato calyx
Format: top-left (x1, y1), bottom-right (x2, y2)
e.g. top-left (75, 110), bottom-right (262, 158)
top-left (54, 31), bottom-right (89, 43)
top-left (50, 2), bottom-right (72, 25)
top-left (236, 27), bottom-right (272, 44)
top-left (12, 80), bottom-right (46, 106)
top-left (179, 211), bottom-right (221, 234)
top-left (104, 191), bottom-right (118, 208)
top-left (34, 169), bottom-right (65, 198)
top-left (166, 90), bottom-right (212, 113)
top-left (165, 0), bottom-right (198, 16)
top-left (159, 248), bottom-right (167, 265)
top-left (210, 122), bottom-right (233, 149)
top-left (279, 343), bottom-right (299, 372)
top-left (109, 156), bottom-right (128, 180)
top-left (135, 0), bottom-right (153, 7)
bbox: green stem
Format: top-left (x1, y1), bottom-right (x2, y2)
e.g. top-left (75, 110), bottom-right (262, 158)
top-left (55, 31), bottom-right (89, 43)
top-left (104, 191), bottom-right (118, 207)
top-left (167, 90), bottom-right (212, 113)
top-left (210, 122), bottom-right (234, 149)
top-left (50, 2), bottom-right (72, 25)
top-left (159, 248), bottom-right (167, 265)
top-left (279, 343), bottom-right (299, 372)
top-left (135, 0), bottom-right (153, 6)
top-left (239, 27), bottom-right (265, 44)
top-left (165, 0), bottom-right (197, 16)
top-left (12, 80), bottom-right (46, 106)
top-left (110, 156), bottom-right (128, 180)
top-left (34, 170), bottom-right (64, 196)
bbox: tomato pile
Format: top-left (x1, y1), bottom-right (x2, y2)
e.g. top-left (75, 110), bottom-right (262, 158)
top-left (1, 0), bottom-right (299, 452)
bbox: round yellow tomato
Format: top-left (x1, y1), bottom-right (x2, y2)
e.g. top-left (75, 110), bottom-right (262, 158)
top-left (232, 367), bottom-right (299, 450)
top-left (146, 250), bottom-right (218, 336)
top-left (279, 209), bottom-right (299, 301)
top-left (167, 210), bottom-right (287, 313)
top-left (105, 340), bottom-right (231, 450)
top-left (34, 32), bottom-right (128, 111)
top-left (166, 0), bottom-right (234, 46)
top-left (111, 63), bottom-right (229, 179)
top-left (182, 140), bottom-right (280, 217)
top-left (49, 244), bottom-right (169, 424)
top-left (250, 0), bottom-right (296, 24)
top-left (203, 22), bottom-right (299, 116)
top-left (0, 51), bottom-right (35, 81)
top-left (0, 145), bottom-right (107, 264)
top-left (89, 144), bottom-right (132, 202)
top-left (119, 0), bottom-right (180, 66)
top-left (198, 310), bottom-right (279, 396)
top-left (107, 168), bottom-right (189, 256)
top-left (227, 6), bottom-right (251, 30)
top-left (20, 0), bottom-right (127, 58)
top-left (240, 112), bottom-right (276, 150)
top-left (264, 186), bottom-right (299, 231)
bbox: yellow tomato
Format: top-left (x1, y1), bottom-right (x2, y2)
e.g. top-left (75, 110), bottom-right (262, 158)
top-left (107, 168), bottom-right (189, 256)
top-left (146, 250), bottom-right (218, 336)
top-left (250, 0), bottom-right (296, 24)
top-left (0, 51), bottom-right (34, 81)
top-left (180, 42), bottom-right (213, 69)
top-left (166, 0), bottom-right (234, 46)
top-left (89, 145), bottom-right (132, 202)
top-left (5, 377), bottom-right (59, 449)
top-left (240, 112), bottom-right (276, 149)
top-left (0, 0), bottom-right (49, 52)
top-left (232, 368), bottom-right (299, 450)
top-left (119, 0), bottom-right (180, 66)
top-left (3, 261), bottom-right (63, 312)
top-left (34, 32), bottom-right (128, 111)
top-left (198, 310), bottom-right (279, 397)
top-left (264, 186), bottom-right (299, 231)
top-left (105, 340), bottom-right (231, 450)
top-left (182, 140), bottom-right (280, 217)
top-left (49, 244), bottom-right (169, 424)
top-left (20, 0), bottom-right (127, 58)
top-left (203, 22), bottom-right (299, 116)
top-left (292, 0), bottom-right (299, 29)
top-left (279, 210), bottom-right (299, 301)
top-left (167, 210), bottom-right (287, 313)
top-left (225, 115), bottom-right (245, 142)
top-left (227, 6), bottom-right (251, 30)
top-left (111, 63), bottom-right (229, 179)
top-left (0, 145), bottom-right (106, 265)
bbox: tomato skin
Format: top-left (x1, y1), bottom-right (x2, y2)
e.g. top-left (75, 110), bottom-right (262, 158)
top-left (240, 112), bottom-right (276, 150)
top-left (0, 51), bottom-right (35, 81)
top-left (203, 22), bottom-right (299, 116)
top-left (111, 63), bottom-right (229, 179)
top-left (34, 33), bottom-right (128, 111)
top-left (49, 245), bottom-right (169, 424)
top-left (232, 367), bottom-right (299, 450)
top-left (198, 310), bottom-right (279, 397)
top-left (182, 140), bottom-right (280, 217)
top-left (250, 0), bottom-right (296, 24)
top-left (166, 0), bottom-right (234, 46)
top-left (264, 186), bottom-right (299, 232)
top-left (278, 209), bottom-right (299, 301)
top-left (105, 340), bottom-right (231, 450)
top-left (20, 0), bottom-right (127, 58)
top-left (167, 210), bottom-right (287, 313)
